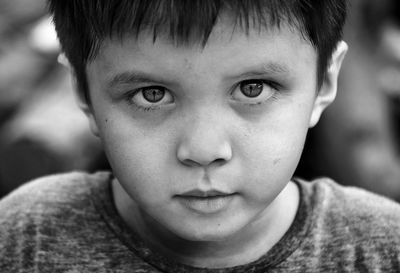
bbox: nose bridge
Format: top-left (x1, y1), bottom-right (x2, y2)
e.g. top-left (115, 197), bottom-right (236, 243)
top-left (177, 106), bottom-right (232, 167)
top-left (187, 108), bottom-right (223, 147)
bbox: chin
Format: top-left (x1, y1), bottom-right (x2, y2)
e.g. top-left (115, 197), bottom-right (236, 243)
top-left (173, 219), bottom-right (246, 242)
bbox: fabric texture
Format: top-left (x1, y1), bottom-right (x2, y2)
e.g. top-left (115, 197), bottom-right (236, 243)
top-left (1, 171), bottom-right (400, 272)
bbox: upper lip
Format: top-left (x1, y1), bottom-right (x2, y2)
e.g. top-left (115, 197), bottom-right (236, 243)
top-left (178, 189), bottom-right (234, 198)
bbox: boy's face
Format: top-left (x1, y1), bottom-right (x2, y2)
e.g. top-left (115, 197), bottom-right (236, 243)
top-left (84, 17), bottom-right (342, 242)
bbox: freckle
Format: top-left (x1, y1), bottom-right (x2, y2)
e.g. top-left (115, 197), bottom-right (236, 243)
top-left (184, 58), bottom-right (192, 70)
top-left (273, 158), bottom-right (281, 165)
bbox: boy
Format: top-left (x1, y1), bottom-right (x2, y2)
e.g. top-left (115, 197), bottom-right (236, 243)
top-left (1, 0), bottom-right (400, 271)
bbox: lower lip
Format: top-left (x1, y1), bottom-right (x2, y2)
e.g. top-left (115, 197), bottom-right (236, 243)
top-left (176, 194), bottom-right (236, 214)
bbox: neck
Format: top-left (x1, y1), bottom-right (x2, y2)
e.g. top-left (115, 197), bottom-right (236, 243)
top-left (112, 180), bottom-right (299, 268)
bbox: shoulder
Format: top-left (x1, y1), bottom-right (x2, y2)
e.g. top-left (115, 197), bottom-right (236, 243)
top-left (296, 178), bottom-right (400, 268)
top-left (0, 171), bottom-right (114, 225)
top-left (290, 178), bottom-right (400, 271)
top-left (0, 171), bottom-right (113, 270)
top-left (301, 177), bottom-right (400, 224)
top-left (0, 171), bottom-right (112, 225)
top-left (0, 171), bottom-right (112, 216)
top-left (297, 177), bottom-right (400, 243)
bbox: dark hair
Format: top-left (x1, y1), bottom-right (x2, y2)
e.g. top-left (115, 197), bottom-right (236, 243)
top-left (48, 0), bottom-right (347, 102)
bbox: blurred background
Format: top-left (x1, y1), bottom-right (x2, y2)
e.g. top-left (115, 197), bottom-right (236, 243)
top-left (0, 0), bottom-right (399, 200)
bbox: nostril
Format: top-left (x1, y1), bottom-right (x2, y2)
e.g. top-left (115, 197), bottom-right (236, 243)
top-left (180, 157), bottom-right (228, 168)
top-left (213, 158), bottom-right (227, 166)
top-left (181, 158), bottom-right (201, 167)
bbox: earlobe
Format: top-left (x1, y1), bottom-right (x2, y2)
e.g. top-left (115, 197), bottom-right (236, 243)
top-left (309, 41), bottom-right (348, 128)
top-left (76, 94), bottom-right (100, 137)
top-left (57, 53), bottom-right (70, 68)
top-left (81, 103), bottom-right (100, 137)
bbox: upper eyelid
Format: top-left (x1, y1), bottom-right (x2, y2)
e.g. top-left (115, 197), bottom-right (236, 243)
top-left (137, 85), bottom-right (167, 91)
top-left (109, 81), bottom-right (156, 94)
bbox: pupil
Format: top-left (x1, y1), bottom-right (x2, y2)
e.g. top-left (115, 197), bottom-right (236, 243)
top-left (241, 81), bottom-right (263, 98)
top-left (143, 88), bottom-right (164, 102)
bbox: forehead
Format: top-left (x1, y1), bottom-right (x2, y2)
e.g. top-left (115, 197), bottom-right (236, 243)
top-left (88, 16), bottom-right (317, 87)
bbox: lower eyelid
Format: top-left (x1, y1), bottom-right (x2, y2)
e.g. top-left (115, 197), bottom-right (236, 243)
top-left (130, 97), bottom-right (175, 113)
top-left (137, 105), bottom-right (161, 112)
top-left (233, 90), bottom-right (279, 106)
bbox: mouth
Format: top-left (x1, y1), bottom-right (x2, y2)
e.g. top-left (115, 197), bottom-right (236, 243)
top-left (180, 189), bottom-right (233, 198)
top-left (175, 189), bottom-right (237, 214)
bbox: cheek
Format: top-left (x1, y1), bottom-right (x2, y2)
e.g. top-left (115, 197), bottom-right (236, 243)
top-left (99, 117), bottom-right (176, 203)
top-left (241, 132), bottom-right (305, 183)
top-left (236, 105), bottom-right (310, 195)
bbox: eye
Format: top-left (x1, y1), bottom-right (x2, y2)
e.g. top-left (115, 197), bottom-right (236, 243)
top-left (240, 80), bottom-right (263, 97)
top-left (142, 87), bottom-right (165, 102)
top-left (231, 79), bottom-right (276, 103)
top-left (129, 86), bottom-right (174, 109)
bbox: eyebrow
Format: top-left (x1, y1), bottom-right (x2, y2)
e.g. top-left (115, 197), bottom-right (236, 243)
top-left (226, 62), bottom-right (291, 80)
top-left (107, 71), bottom-right (171, 90)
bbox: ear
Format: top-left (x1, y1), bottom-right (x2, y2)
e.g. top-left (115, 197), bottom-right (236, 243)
top-left (309, 41), bottom-right (348, 128)
top-left (75, 87), bottom-right (100, 138)
top-left (59, 53), bottom-right (100, 137)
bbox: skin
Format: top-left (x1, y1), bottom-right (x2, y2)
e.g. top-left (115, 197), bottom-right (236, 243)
top-left (80, 15), bottom-right (347, 268)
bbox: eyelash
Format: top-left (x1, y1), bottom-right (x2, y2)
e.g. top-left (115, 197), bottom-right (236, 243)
top-left (136, 105), bottom-right (158, 112)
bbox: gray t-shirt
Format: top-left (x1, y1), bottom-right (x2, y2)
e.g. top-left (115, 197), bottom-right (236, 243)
top-left (1, 171), bottom-right (400, 272)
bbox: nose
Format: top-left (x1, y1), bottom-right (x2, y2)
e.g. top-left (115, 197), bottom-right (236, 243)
top-left (177, 114), bottom-right (233, 168)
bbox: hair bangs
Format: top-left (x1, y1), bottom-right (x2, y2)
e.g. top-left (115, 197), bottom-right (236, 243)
top-left (51, 0), bottom-right (308, 63)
